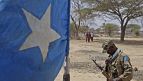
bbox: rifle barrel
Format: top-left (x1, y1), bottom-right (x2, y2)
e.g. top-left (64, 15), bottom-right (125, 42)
top-left (92, 59), bottom-right (103, 71)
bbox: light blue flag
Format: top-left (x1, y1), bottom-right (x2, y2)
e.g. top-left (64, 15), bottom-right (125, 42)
top-left (0, 0), bottom-right (70, 81)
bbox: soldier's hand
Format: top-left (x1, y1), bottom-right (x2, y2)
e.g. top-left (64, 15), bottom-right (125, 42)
top-left (105, 59), bottom-right (110, 64)
top-left (107, 78), bottom-right (113, 81)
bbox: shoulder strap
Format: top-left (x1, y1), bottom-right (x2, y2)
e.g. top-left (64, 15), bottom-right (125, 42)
top-left (110, 50), bottom-right (122, 63)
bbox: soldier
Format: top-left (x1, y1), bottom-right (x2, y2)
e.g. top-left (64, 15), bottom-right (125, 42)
top-left (102, 40), bottom-right (133, 81)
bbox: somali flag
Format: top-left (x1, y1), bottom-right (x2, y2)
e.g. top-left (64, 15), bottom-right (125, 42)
top-left (0, 0), bottom-right (70, 81)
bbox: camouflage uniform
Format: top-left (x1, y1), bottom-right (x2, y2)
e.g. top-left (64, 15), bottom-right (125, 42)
top-left (102, 41), bottom-right (133, 81)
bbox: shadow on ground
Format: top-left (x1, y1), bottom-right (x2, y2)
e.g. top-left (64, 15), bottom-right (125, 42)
top-left (95, 39), bottom-right (143, 46)
top-left (113, 40), bottom-right (143, 46)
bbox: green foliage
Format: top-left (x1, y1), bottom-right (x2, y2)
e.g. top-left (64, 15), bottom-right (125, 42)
top-left (104, 23), bottom-right (119, 31)
top-left (79, 8), bottom-right (93, 20)
top-left (79, 26), bottom-right (89, 33)
top-left (81, 0), bottom-right (143, 41)
top-left (70, 23), bottom-right (75, 31)
top-left (70, 23), bottom-right (77, 39)
top-left (95, 28), bottom-right (101, 33)
top-left (71, 0), bottom-right (92, 39)
top-left (70, 23), bottom-right (89, 39)
top-left (70, 22), bottom-right (89, 33)
top-left (127, 24), bottom-right (141, 36)
top-left (94, 0), bottom-right (143, 19)
top-left (103, 23), bottom-right (119, 36)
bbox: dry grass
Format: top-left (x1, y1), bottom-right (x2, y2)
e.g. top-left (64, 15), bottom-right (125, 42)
top-left (55, 37), bottom-right (143, 81)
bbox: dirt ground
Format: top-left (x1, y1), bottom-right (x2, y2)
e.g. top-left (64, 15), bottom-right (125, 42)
top-left (55, 37), bottom-right (143, 81)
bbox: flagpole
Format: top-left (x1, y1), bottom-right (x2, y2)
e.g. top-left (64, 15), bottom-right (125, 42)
top-left (63, 56), bottom-right (70, 81)
top-left (63, 0), bottom-right (70, 81)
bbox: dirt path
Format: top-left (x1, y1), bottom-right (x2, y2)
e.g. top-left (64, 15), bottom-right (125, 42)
top-left (55, 38), bottom-right (143, 81)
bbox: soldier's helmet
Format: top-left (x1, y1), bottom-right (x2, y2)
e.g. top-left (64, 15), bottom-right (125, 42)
top-left (102, 40), bottom-right (115, 53)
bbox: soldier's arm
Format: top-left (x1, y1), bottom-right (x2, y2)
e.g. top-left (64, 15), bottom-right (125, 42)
top-left (102, 61), bottom-right (111, 79)
top-left (119, 55), bottom-right (133, 81)
top-left (102, 59), bottom-right (111, 79)
top-left (102, 66), bottom-right (109, 78)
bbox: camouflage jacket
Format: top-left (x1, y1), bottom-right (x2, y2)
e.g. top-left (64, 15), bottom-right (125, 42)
top-left (102, 49), bottom-right (133, 81)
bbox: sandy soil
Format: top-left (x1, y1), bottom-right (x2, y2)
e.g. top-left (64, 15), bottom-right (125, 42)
top-left (55, 37), bottom-right (143, 81)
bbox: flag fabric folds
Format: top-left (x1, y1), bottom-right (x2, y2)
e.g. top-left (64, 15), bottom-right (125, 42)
top-left (0, 0), bottom-right (70, 81)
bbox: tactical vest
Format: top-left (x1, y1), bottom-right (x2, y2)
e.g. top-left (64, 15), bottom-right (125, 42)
top-left (107, 51), bottom-right (130, 79)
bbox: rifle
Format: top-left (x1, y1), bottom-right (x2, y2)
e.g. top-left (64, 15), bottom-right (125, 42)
top-left (89, 56), bottom-right (103, 71)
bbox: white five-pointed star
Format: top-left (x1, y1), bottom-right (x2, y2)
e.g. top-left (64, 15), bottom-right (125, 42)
top-left (20, 5), bottom-right (61, 62)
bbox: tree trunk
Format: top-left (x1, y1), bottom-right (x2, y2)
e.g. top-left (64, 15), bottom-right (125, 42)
top-left (120, 26), bottom-right (126, 41)
top-left (70, 15), bottom-right (80, 40)
top-left (75, 30), bottom-right (79, 40)
top-left (108, 30), bottom-right (112, 37)
top-left (108, 32), bottom-right (111, 37)
top-left (120, 18), bottom-right (129, 41)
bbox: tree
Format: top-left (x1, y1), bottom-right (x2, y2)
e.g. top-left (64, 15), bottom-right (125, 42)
top-left (81, 0), bottom-right (143, 41)
top-left (70, 23), bottom-right (76, 39)
top-left (127, 24), bottom-right (141, 36)
top-left (70, 22), bottom-right (89, 39)
top-left (95, 28), bottom-right (101, 34)
top-left (103, 23), bottom-right (119, 37)
top-left (71, 0), bottom-right (94, 39)
top-left (71, 0), bottom-right (82, 39)
top-left (79, 26), bottom-right (89, 33)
